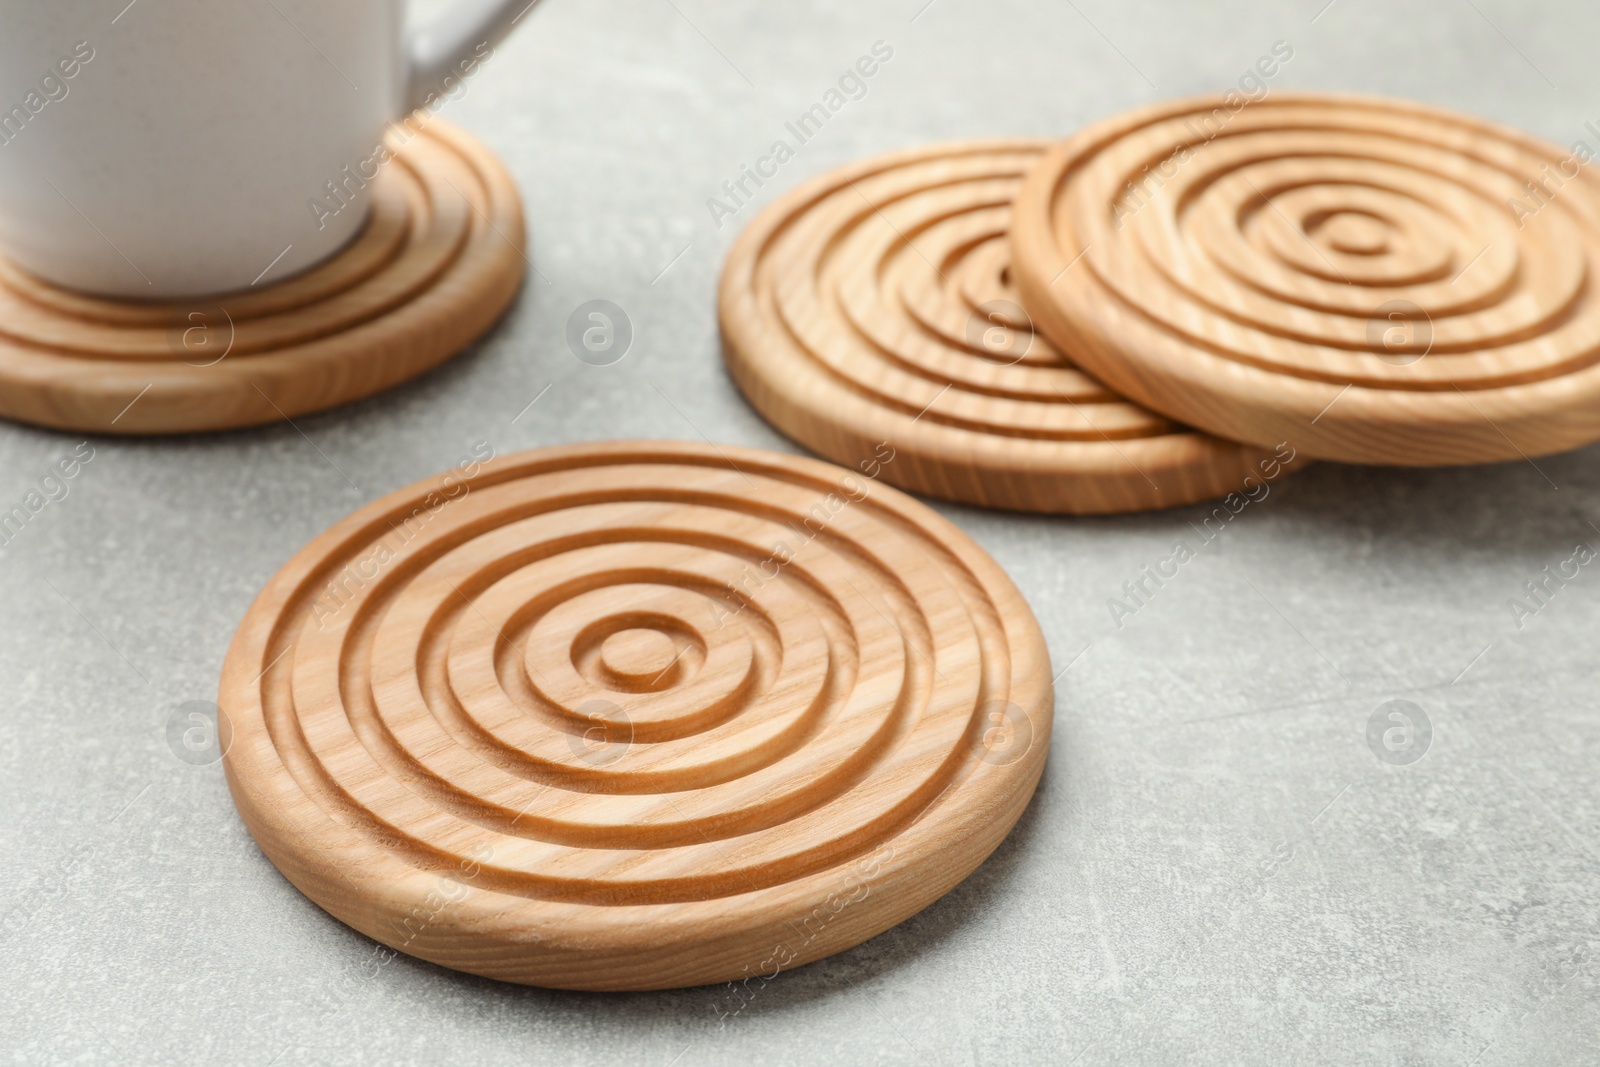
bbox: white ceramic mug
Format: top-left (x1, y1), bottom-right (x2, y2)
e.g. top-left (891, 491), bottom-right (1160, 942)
top-left (0, 0), bottom-right (539, 299)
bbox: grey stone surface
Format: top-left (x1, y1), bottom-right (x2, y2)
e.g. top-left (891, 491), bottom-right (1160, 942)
top-left (4, 0), bottom-right (1600, 1063)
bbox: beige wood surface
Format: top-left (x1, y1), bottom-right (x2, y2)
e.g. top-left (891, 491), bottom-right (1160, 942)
top-left (218, 440), bottom-right (1053, 991)
top-left (719, 139), bottom-right (1290, 514)
top-left (0, 118), bottom-right (523, 435)
top-left (1011, 92), bottom-right (1600, 466)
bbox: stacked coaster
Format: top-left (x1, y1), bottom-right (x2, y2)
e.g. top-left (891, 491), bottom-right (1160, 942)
top-left (719, 139), bottom-right (1288, 515)
top-left (723, 92), bottom-right (1600, 505)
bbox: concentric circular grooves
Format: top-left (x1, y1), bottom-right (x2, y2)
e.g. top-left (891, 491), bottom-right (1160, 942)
top-left (1011, 92), bottom-right (1600, 465)
top-left (220, 441), bottom-right (1052, 990)
top-left (0, 118), bottom-right (524, 434)
top-left (719, 138), bottom-right (1286, 514)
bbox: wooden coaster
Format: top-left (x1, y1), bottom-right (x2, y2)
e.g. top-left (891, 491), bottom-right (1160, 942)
top-left (1011, 93), bottom-right (1600, 466)
top-left (0, 118), bottom-right (523, 435)
top-left (219, 440), bottom-right (1052, 991)
top-left (719, 139), bottom-right (1287, 514)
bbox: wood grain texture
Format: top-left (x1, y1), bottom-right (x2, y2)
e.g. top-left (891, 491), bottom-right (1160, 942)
top-left (0, 118), bottom-right (523, 435)
top-left (718, 139), bottom-right (1288, 514)
top-left (1011, 92), bottom-right (1600, 466)
top-left (218, 440), bottom-right (1053, 991)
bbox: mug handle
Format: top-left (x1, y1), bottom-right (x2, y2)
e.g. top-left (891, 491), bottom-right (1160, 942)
top-left (405, 0), bottom-right (545, 111)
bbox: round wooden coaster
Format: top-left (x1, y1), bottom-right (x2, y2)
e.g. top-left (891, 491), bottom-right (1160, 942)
top-left (0, 118), bottom-right (523, 435)
top-left (1011, 93), bottom-right (1600, 466)
top-left (718, 139), bottom-right (1289, 515)
top-left (219, 440), bottom-right (1052, 991)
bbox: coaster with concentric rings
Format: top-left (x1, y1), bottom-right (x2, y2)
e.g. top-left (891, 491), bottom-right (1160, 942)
top-left (719, 139), bottom-right (1288, 514)
top-left (1012, 92), bottom-right (1600, 466)
top-left (0, 118), bottom-right (523, 435)
top-left (218, 440), bottom-right (1052, 991)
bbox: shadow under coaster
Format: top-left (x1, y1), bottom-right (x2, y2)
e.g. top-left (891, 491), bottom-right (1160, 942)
top-left (0, 118), bottom-right (524, 435)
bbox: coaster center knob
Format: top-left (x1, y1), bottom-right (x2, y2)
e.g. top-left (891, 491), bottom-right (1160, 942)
top-left (598, 628), bottom-right (682, 689)
top-left (1314, 210), bottom-right (1390, 256)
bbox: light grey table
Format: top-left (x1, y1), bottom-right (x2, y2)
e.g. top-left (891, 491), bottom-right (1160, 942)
top-left (5, 1), bottom-right (1599, 1063)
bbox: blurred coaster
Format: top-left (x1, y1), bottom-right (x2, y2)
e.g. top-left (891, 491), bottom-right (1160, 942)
top-left (719, 139), bottom-right (1288, 514)
top-left (0, 118), bottom-right (523, 435)
top-left (1011, 93), bottom-right (1600, 466)
top-left (219, 440), bottom-right (1052, 991)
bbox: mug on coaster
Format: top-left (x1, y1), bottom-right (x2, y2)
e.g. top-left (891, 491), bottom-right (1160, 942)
top-left (0, 0), bottom-right (539, 299)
